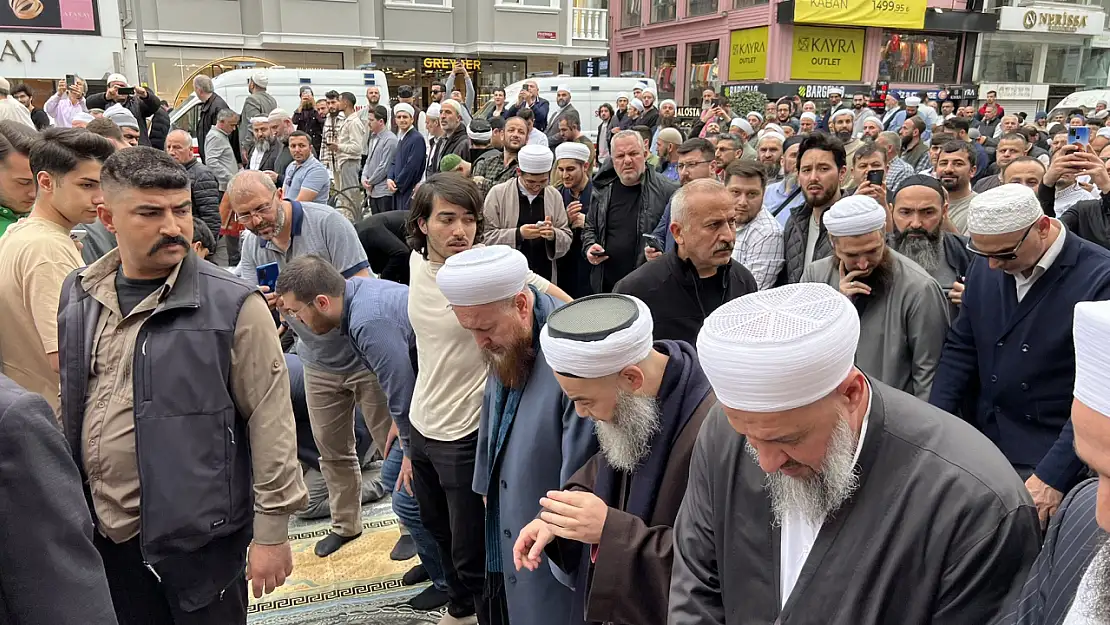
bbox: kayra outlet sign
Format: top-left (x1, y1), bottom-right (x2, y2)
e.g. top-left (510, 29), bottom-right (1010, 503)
top-left (790, 25), bottom-right (864, 82)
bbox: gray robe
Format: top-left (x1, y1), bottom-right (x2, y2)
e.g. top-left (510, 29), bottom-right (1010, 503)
top-left (802, 249), bottom-right (950, 400)
top-left (473, 290), bottom-right (598, 625)
top-left (668, 379), bottom-right (1040, 625)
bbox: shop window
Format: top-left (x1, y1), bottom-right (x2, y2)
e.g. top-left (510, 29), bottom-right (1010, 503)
top-left (476, 60), bottom-right (527, 109)
top-left (687, 41), bottom-right (720, 106)
top-left (651, 0), bottom-right (676, 22)
top-left (688, 0), bottom-right (717, 16)
top-left (639, 49), bottom-right (647, 72)
top-left (1044, 44), bottom-right (1085, 84)
top-left (878, 32), bottom-right (961, 84)
top-left (1082, 48), bottom-right (1110, 88)
top-left (620, 51), bottom-right (634, 74)
top-left (621, 0), bottom-right (641, 28)
top-left (732, 0), bottom-right (767, 8)
top-left (374, 55), bottom-right (419, 104)
top-left (977, 37), bottom-right (1035, 83)
top-left (652, 46), bottom-right (678, 100)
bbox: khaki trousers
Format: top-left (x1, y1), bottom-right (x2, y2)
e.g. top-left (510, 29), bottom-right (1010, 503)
top-left (302, 365), bottom-right (392, 536)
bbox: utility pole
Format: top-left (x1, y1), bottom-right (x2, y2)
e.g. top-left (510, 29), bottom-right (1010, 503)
top-left (130, 0), bottom-right (150, 85)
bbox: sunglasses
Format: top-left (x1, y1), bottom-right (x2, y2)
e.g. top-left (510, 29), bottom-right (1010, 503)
top-left (966, 222), bottom-right (1036, 261)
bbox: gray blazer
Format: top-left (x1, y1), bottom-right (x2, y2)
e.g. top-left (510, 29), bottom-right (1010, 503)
top-left (0, 374), bottom-right (118, 625)
top-left (239, 89), bottom-right (278, 157)
top-left (361, 128), bottom-right (399, 199)
top-left (546, 103), bottom-right (578, 142)
top-left (204, 127), bottom-right (238, 192)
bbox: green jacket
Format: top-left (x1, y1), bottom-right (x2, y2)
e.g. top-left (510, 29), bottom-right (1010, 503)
top-left (0, 206), bottom-right (26, 237)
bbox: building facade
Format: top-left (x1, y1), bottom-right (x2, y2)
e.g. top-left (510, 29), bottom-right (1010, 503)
top-left (130, 0), bottom-right (608, 108)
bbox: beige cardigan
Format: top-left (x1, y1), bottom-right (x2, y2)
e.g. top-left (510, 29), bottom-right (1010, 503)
top-left (482, 178), bottom-right (572, 283)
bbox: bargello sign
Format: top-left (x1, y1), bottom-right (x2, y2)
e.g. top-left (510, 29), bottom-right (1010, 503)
top-left (1023, 9), bottom-right (1088, 32)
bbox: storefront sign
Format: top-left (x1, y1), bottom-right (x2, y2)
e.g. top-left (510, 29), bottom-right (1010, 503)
top-left (998, 5), bottom-right (1104, 36)
top-left (889, 85), bottom-right (978, 101)
top-left (790, 25), bottom-right (864, 82)
top-left (722, 82), bottom-right (868, 100)
top-left (0, 0), bottom-right (100, 35)
top-left (537, 31), bottom-right (557, 40)
top-left (422, 57), bottom-right (481, 72)
top-left (794, 0), bottom-right (925, 30)
top-left (728, 27), bottom-right (768, 82)
top-left (676, 106), bottom-right (703, 119)
top-left (978, 82), bottom-right (1050, 101)
top-left (0, 39), bottom-right (41, 64)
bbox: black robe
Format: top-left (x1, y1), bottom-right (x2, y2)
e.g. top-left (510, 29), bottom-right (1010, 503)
top-left (669, 378), bottom-right (1041, 625)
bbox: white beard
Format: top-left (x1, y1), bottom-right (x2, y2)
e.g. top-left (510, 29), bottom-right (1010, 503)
top-left (595, 391), bottom-right (660, 473)
top-left (746, 416), bottom-right (861, 527)
top-left (1066, 538), bottom-right (1110, 625)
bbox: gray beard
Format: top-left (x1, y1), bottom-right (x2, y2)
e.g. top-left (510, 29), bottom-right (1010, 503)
top-left (255, 140), bottom-right (271, 152)
top-left (1074, 537), bottom-right (1110, 623)
top-left (893, 231), bottom-right (942, 273)
top-left (746, 416), bottom-right (861, 527)
top-left (596, 390), bottom-right (661, 473)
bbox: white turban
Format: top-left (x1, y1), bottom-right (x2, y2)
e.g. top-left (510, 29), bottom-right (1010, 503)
top-left (73, 112), bottom-right (95, 124)
top-left (557, 84), bottom-right (571, 95)
top-left (824, 195), bottom-right (887, 237)
top-left (105, 104), bottom-right (139, 130)
top-left (540, 295), bottom-right (654, 378)
top-left (394, 102), bottom-right (415, 118)
top-left (250, 116), bottom-right (269, 125)
top-left (1097, 127), bottom-right (1110, 139)
top-left (762, 123), bottom-right (784, 136)
top-left (759, 131), bottom-right (786, 144)
top-left (1074, 300), bottom-right (1110, 417)
top-left (268, 108), bottom-right (291, 122)
top-left (435, 246), bottom-right (529, 307)
top-left (967, 184), bottom-right (1042, 236)
top-left (517, 145), bottom-right (553, 174)
top-left (800, 111), bottom-right (817, 122)
top-left (555, 141), bottom-right (590, 163)
top-left (660, 99), bottom-right (676, 110)
top-left (630, 99), bottom-right (645, 112)
top-left (905, 96), bottom-right (922, 107)
top-left (617, 92), bottom-right (630, 101)
top-left (468, 126), bottom-right (492, 143)
top-left (730, 118), bottom-right (753, 135)
top-left (747, 111), bottom-right (764, 122)
top-left (426, 103), bottom-right (442, 118)
top-left (441, 99), bottom-right (463, 115)
top-left (828, 87), bottom-right (844, 96)
top-left (831, 108), bottom-right (855, 122)
top-left (697, 283), bottom-right (860, 412)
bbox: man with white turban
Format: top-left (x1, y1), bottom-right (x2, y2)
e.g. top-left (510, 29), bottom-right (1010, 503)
top-left (553, 141), bottom-right (594, 298)
top-left (669, 282), bottom-right (1040, 625)
top-left (802, 195), bottom-right (949, 399)
top-left (650, 99), bottom-right (680, 158)
top-left (996, 300), bottom-right (1110, 625)
top-left (930, 183), bottom-right (1110, 527)
top-left (482, 145), bottom-right (572, 281)
top-left (513, 293), bottom-right (716, 625)
top-left (545, 84), bottom-right (577, 145)
top-left (830, 108), bottom-right (864, 187)
top-left (385, 101), bottom-right (427, 214)
top-left (799, 111), bottom-right (817, 134)
top-left (437, 245), bottom-right (595, 625)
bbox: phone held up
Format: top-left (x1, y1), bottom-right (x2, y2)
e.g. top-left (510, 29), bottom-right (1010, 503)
top-left (642, 233), bottom-right (664, 252)
top-left (866, 169), bottom-right (885, 186)
top-left (117, 86), bottom-right (136, 96)
top-left (256, 262), bottom-right (280, 293)
top-left (1068, 126), bottom-right (1090, 147)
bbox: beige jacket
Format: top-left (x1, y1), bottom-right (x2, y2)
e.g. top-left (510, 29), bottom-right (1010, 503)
top-left (482, 178), bottom-right (572, 282)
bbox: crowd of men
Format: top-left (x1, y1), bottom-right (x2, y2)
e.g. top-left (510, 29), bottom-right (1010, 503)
top-left (3, 64), bottom-right (1110, 625)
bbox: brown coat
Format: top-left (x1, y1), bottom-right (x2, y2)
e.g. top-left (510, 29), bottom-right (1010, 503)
top-left (547, 391), bottom-right (715, 625)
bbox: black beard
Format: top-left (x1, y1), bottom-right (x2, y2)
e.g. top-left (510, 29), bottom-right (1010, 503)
top-left (850, 248), bottom-right (895, 314)
top-left (892, 227), bottom-right (942, 273)
top-left (762, 161), bottom-right (782, 180)
top-left (836, 130), bottom-right (853, 143)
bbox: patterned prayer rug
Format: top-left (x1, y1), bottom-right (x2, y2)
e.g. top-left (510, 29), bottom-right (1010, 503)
top-left (248, 497), bottom-right (443, 625)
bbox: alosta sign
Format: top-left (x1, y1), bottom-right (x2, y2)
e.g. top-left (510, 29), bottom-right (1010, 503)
top-left (790, 25), bottom-right (864, 82)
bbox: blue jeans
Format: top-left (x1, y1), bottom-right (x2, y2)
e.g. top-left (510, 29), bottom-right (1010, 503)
top-left (381, 442), bottom-right (450, 591)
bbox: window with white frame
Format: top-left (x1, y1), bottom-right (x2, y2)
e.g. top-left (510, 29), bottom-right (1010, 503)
top-left (498, 0), bottom-right (559, 8)
top-left (389, 0), bottom-right (452, 7)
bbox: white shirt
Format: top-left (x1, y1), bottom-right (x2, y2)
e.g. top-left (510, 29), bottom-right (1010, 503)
top-left (1055, 181), bottom-right (1100, 217)
top-left (0, 96), bottom-right (34, 129)
top-left (804, 215), bottom-right (820, 267)
top-left (249, 144), bottom-right (267, 171)
top-left (528, 128), bottom-right (549, 147)
top-left (780, 382), bottom-right (871, 606)
top-left (1015, 223), bottom-right (1066, 302)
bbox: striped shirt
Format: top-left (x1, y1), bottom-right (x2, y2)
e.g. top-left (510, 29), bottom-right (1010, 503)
top-left (733, 208), bottom-right (785, 290)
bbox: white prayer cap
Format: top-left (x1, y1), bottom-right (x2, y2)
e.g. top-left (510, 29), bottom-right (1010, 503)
top-left (759, 131), bottom-right (786, 144)
top-left (73, 112), bottom-right (95, 124)
top-left (697, 283), bottom-right (859, 412)
top-left (555, 141), bottom-right (590, 163)
top-left (660, 99), bottom-right (676, 109)
top-left (436, 245), bottom-right (529, 307)
top-left (267, 108), bottom-right (291, 122)
top-left (106, 73), bottom-right (128, 86)
top-left (105, 104), bottom-right (139, 130)
top-left (1099, 100), bottom-right (1108, 107)
top-left (394, 102), bottom-right (415, 117)
top-left (905, 96), bottom-right (922, 107)
top-left (827, 87), bottom-right (844, 96)
top-left (250, 116), bottom-right (269, 125)
top-left (831, 108), bottom-right (855, 122)
top-left (730, 118), bottom-right (753, 135)
top-left (1074, 301), bottom-right (1110, 417)
top-left (250, 70), bottom-right (269, 88)
top-left (441, 99), bottom-right (463, 114)
top-left (557, 84), bottom-right (571, 94)
top-left (1097, 127), bottom-right (1110, 139)
top-left (630, 98), bottom-right (645, 112)
top-left (540, 294), bottom-right (654, 378)
top-left (824, 195), bottom-right (887, 237)
top-left (800, 111), bottom-right (817, 122)
top-left (763, 123), bottom-right (784, 134)
top-left (426, 103), bottom-right (442, 118)
top-left (617, 92), bottom-right (630, 101)
top-left (748, 111), bottom-right (764, 122)
top-left (517, 145), bottom-right (553, 174)
top-left (967, 184), bottom-right (1043, 236)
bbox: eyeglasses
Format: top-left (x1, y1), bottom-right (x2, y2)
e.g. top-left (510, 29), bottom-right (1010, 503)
top-left (677, 160), bottom-right (712, 171)
top-left (966, 223), bottom-right (1036, 261)
top-left (431, 89), bottom-right (443, 94)
top-left (235, 191), bottom-right (277, 225)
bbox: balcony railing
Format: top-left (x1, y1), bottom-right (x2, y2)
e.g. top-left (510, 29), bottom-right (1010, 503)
top-left (573, 7), bottom-right (609, 40)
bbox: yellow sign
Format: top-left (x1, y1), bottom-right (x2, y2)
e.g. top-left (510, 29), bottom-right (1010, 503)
top-left (728, 27), bottom-right (768, 82)
top-left (794, 0), bottom-right (926, 29)
top-left (422, 57), bottom-right (481, 71)
top-left (790, 25), bottom-right (864, 82)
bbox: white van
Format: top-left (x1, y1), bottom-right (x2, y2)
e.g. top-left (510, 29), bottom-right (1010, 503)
top-left (1049, 88), bottom-right (1110, 120)
top-left (170, 68), bottom-right (388, 137)
top-left (480, 76), bottom-right (658, 141)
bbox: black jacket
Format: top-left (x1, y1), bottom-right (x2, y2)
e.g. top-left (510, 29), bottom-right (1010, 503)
top-left (148, 107), bottom-right (171, 151)
top-left (184, 158), bottom-right (222, 238)
top-left (356, 211), bottom-right (411, 284)
top-left (29, 107), bottom-right (49, 131)
top-left (582, 160), bottom-right (679, 294)
top-left (1038, 182), bottom-right (1110, 250)
top-left (942, 231), bottom-right (973, 279)
top-left (782, 203), bottom-right (833, 284)
top-left (441, 124), bottom-right (470, 162)
top-left (0, 374), bottom-right (118, 625)
top-left (292, 107), bottom-right (324, 156)
top-left (614, 251), bottom-right (758, 346)
top-left (196, 93), bottom-right (230, 162)
top-left (87, 89), bottom-right (160, 146)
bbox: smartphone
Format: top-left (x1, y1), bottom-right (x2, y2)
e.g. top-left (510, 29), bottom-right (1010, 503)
top-left (69, 228), bottom-right (87, 242)
top-left (117, 86), bottom-right (136, 96)
top-left (1069, 126), bottom-right (1090, 146)
top-left (589, 248), bottom-right (606, 257)
top-left (866, 169), bottom-right (884, 185)
top-left (256, 262), bottom-right (280, 292)
top-left (642, 233), bottom-right (663, 252)
top-left (65, 74), bottom-right (77, 88)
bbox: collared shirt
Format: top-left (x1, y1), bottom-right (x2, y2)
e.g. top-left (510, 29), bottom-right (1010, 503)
top-left (885, 157), bottom-right (915, 197)
top-left (733, 208), bottom-right (785, 290)
top-left (249, 143), bottom-right (269, 170)
top-left (1054, 182), bottom-right (1100, 217)
top-left (764, 176), bottom-right (805, 227)
top-left (528, 128), bottom-right (549, 147)
top-left (44, 93), bottom-right (89, 128)
top-left (282, 155), bottom-right (330, 201)
top-left (474, 150), bottom-right (518, 197)
top-left (0, 204), bottom-right (26, 237)
top-left (79, 250), bottom-right (306, 545)
top-left (1015, 223), bottom-right (1066, 302)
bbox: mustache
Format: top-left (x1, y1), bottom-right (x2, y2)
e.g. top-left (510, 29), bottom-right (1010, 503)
top-left (149, 235), bottom-right (188, 256)
top-left (715, 242), bottom-right (734, 253)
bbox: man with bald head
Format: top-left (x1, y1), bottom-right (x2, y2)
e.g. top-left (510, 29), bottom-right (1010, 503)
top-left (614, 178), bottom-right (757, 345)
top-left (164, 128), bottom-right (221, 244)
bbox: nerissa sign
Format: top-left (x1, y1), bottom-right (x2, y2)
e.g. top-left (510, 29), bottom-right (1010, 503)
top-left (790, 25), bottom-right (864, 82)
top-left (795, 0), bottom-right (926, 29)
